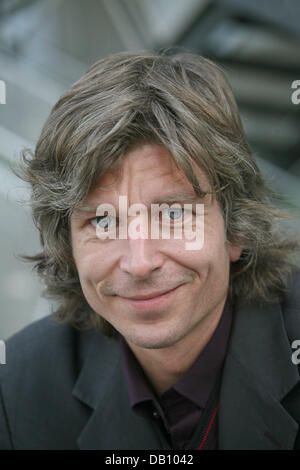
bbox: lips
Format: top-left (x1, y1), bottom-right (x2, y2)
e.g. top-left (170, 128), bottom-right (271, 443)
top-left (123, 285), bottom-right (181, 300)
top-left (113, 283), bottom-right (184, 312)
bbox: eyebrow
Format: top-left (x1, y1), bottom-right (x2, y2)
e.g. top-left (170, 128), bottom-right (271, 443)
top-left (152, 191), bottom-right (209, 205)
top-left (75, 190), bottom-right (210, 214)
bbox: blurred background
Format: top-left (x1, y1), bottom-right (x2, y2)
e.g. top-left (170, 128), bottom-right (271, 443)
top-left (0, 0), bottom-right (299, 340)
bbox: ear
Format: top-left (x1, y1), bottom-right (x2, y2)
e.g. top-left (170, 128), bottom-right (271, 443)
top-left (228, 243), bottom-right (243, 262)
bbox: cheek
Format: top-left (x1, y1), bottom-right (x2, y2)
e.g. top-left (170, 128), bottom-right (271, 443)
top-left (161, 220), bottom-right (229, 272)
top-left (71, 233), bottom-right (112, 286)
top-left (74, 250), bottom-right (113, 313)
top-left (77, 251), bottom-right (110, 285)
top-left (187, 229), bottom-right (228, 266)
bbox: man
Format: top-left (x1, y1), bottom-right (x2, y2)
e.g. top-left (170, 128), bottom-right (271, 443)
top-left (0, 51), bottom-right (300, 450)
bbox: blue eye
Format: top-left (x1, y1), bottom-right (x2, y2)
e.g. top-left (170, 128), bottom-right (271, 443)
top-left (91, 215), bottom-right (115, 229)
top-left (164, 208), bottom-right (184, 220)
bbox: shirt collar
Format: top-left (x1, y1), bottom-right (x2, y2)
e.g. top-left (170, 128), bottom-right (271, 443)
top-left (170, 295), bottom-right (233, 408)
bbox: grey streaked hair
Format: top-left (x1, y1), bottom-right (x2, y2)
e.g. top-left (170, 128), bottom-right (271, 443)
top-left (16, 50), bottom-right (300, 336)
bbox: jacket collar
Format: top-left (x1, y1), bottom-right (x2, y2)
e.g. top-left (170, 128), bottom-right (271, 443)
top-left (218, 296), bottom-right (300, 449)
top-left (72, 332), bottom-right (164, 449)
top-left (72, 297), bottom-right (300, 450)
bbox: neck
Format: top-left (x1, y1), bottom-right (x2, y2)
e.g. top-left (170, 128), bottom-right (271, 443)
top-left (127, 301), bottom-right (225, 395)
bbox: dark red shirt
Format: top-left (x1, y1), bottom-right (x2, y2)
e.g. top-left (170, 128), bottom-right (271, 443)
top-left (119, 295), bottom-right (233, 449)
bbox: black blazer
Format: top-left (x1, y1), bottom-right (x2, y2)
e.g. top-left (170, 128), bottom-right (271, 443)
top-left (1, 266), bottom-right (300, 450)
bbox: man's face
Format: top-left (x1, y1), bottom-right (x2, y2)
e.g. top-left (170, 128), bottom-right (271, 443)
top-left (71, 143), bottom-right (242, 349)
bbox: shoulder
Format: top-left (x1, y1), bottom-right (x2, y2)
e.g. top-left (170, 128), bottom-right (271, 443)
top-left (0, 315), bottom-right (97, 449)
top-left (0, 315), bottom-right (85, 380)
top-left (0, 313), bottom-right (101, 394)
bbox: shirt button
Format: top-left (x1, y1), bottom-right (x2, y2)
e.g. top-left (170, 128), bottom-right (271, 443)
top-left (152, 410), bottom-right (159, 419)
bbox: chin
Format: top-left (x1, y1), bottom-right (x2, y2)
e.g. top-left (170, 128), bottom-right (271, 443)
top-left (122, 324), bottom-right (185, 350)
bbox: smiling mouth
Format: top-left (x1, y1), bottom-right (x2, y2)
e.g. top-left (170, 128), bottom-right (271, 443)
top-left (116, 284), bottom-right (184, 311)
top-left (123, 285), bottom-right (182, 300)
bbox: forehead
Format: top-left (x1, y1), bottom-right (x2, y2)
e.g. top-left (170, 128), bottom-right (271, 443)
top-left (86, 143), bottom-right (212, 203)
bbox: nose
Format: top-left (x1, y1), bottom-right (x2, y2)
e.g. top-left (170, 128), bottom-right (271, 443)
top-left (119, 222), bottom-right (164, 278)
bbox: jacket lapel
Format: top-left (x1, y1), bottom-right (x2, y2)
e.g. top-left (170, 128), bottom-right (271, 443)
top-left (72, 295), bottom-right (300, 450)
top-left (218, 297), bottom-right (300, 449)
top-left (72, 331), bottom-right (163, 450)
